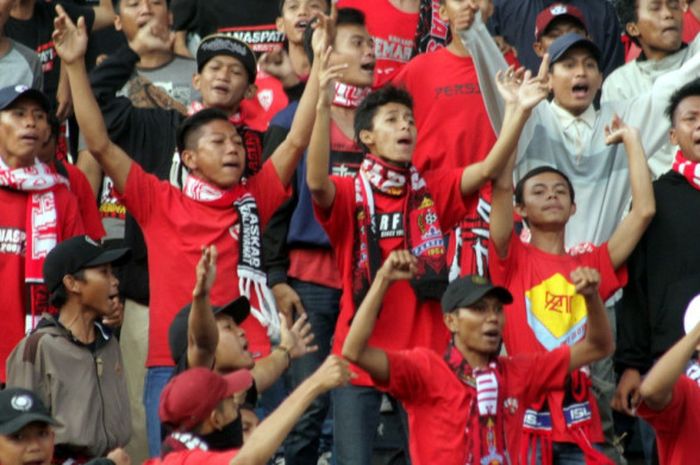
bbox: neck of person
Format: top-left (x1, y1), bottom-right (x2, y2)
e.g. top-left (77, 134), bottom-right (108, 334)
top-left (0, 151), bottom-right (35, 169)
top-left (330, 98), bottom-right (358, 139)
top-left (529, 227), bottom-right (567, 255)
top-left (639, 42), bottom-right (678, 61)
top-left (58, 303), bottom-right (98, 345)
top-left (288, 41), bottom-right (311, 80)
top-left (136, 49), bottom-right (174, 70)
top-left (455, 338), bottom-right (492, 369)
top-left (0, 36), bottom-right (10, 57)
top-left (553, 98), bottom-right (592, 118)
top-left (11, 0), bottom-right (35, 20)
top-left (204, 101), bottom-right (241, 118)
top-left (447, 27), bottom-right (472, 58)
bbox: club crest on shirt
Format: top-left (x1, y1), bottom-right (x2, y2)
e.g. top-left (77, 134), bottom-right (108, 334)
top-left (525, 273), bottom-right (588, 350)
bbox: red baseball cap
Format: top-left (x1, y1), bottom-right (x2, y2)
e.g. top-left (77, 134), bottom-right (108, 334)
top-left (534, 3), bottom-right (588, 40)
top-left (159, 367), bottom-right (253, 430)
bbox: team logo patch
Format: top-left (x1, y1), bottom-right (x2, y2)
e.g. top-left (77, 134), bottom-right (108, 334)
top-left (525, 273), bottom-right (587, 350)
top-left (11, 395), bottom-right (33, 412)
top-left (551, 5), bottom-right (568, 15)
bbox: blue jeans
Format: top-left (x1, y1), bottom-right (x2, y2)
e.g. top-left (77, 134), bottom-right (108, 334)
top-left (333, 385), bottom-right (410, 465)
top-left (532, 441), bottom-right (605, 465)
top-left (283, 280), bottom-right (341, 465)
top-left (143, 366), bottom-right (174, 458)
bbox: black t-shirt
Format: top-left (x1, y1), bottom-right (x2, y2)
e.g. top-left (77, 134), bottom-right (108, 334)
top-left (171, 0), bottom-right (283, 53)
top-left (5, 1), bottom-right (95, 109)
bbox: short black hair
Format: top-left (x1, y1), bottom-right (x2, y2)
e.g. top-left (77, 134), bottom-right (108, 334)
top-left (114, 0), bottom-right (170, 14)
top-left (49, 270), bottom-right (86, 308)
top-left (303, 7), bottom-right (367, 65)
top-left (615, 0), bottom-right (640, 45)
top-left (176, 108), bottom-right (231, 155)
top-left (354, 86), bottom-right (413, 153)
top-left (666, 77), bottom-right (700, 126)
top-left (514, 166), bottom-right (575, 205)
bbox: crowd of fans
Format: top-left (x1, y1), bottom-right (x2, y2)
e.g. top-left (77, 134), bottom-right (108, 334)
top-left (1, 0), bottom-right (700, 464)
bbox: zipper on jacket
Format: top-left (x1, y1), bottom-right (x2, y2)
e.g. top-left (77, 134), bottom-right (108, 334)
top-left (93, 352), bottom-right (110, 451)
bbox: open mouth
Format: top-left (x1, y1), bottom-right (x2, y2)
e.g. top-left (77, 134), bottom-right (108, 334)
top-left (483, 329), bottom-right (501, 342)
top-left (571, 83), bottom-right (589, 98)
top-left (397, 136), bottom-right (412, 146)
top-left (295, 19), bottom-right (310, 31)
top-left (360, 62), bottom-right (376, 73)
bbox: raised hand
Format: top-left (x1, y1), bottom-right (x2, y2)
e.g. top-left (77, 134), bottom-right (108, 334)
top-left (279, 312), bottom-right (318, 360)
top-left (52, 5), bottom-right (88, 65)
top-left (517, 53), bottom-right (550, 110)
top-left (378, 250), bottom-right (418, 282)
top-left (259, 48), bottom-right (297, 84)
top-left (570, 266), bottom-right (601, 298)
top-left (102, 294), bottom-right (125, 328)
top-left (311, 2), bottom-right (338, 58)
top-left (495, 65), bottom-right (528, 106)
top-left (192, 245), bottom-right (217, 298)
top-left (272, 283), bottom-right (306, 327)
top-left (604, 113), bottom-right (640, 146)
top-left (318, 46), bottom-right (348, 106)
top-left (129, 18), bottom-right (174, 56)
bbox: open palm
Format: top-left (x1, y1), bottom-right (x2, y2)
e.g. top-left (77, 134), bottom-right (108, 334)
top-left (52, 5), bottom-right (88, 65)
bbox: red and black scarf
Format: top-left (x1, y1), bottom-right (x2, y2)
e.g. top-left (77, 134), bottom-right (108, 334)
top-left (415, 0), bottom-right (451, 55)
top-left (444, 341), bottom-right (510, 465)
top-left (352, 154), bottom-right (448, 308)
top-left (672, 150), bottom-right (700, 190)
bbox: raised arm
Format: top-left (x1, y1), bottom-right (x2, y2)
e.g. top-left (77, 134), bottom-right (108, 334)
top-left (186, 246), bottom-right (219, 369)
top-left (569, 267), bottom-right (615, 372)
top-left (639, 316), bottom-right (700, 410)
top-left (460, 57), bottom-right (550, 196)
top-left (92, 0), bottom-right (117, 30)
top-left (604, 115), bottom-right (656, 269)
top-left (231, 355), bottom-right (352, 465)
top-left (342, 250), bottom-right (417, 385)
top-left (53, 6), bottom-right (132, 193)
top-left (305, 46), bottom-right (346, 210)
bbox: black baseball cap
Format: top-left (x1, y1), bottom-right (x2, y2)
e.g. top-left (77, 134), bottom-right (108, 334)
top-left (0, 388), bottom-right (59, 435)
top-left (168, 296), bottom-right (251, 364)
top-left (43, 236), bottom-right (131, 293)
top-left (196, 34), bottom-right (257, 83)
top-left (0, 85), bottom-right (50, 113)
top-left (441, 275), bottom-right (513, 313)
top-left (548, 32), bottom-right (601, 66)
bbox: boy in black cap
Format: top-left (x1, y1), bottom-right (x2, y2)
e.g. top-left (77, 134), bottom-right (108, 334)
top-left (342, 250), bottom-right (614, 465)
top-left (6, 235), bottom-right (132, 461)
top-left (0, 388), bottom-right (58, 465)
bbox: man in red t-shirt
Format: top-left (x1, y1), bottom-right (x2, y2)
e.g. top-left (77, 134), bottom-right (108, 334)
top-left (306, 56), bottom-right (548, 463)
top-left (637, 301), bottom-right (700, 465)
top-left (342, 250), bottom-right (615, 465)
top-left (392, 0), bottom-right (517, 278)
top-left (53, 5), bottom-right (329, 455)
top-left (488, 115), bottom-right (655, 463)
top-left (0, 85), bottom-right (84, 383)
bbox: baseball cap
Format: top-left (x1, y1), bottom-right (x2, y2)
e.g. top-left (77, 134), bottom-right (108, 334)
top-left (534, 3), bottom-right (588, 40)
top-left (196, 34), bottom-right (257, 83)
top-left (440, 275), bottom-right (513, 313)
top-left (0, 85), bottom-right (50, 113)
top-left (548, 32), bottom-right (601, 66)
top-left (0, 388), bottom-right (59, 435)
top-left (159, 367), bottom-right (253, 430)
top-left (168, 296), bottom-right (250, 365)
top-left (43, 235), bottom-right (131, 293)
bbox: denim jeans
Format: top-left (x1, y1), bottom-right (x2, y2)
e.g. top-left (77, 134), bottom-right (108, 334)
top-left (333, 385), bottom-right (411, 465)
top-left (283, 279), bottom-right (341, 465)
top-left (143, 366), bottom-right (174, 458)
top-left (531, 441), bottom-right (606, 465)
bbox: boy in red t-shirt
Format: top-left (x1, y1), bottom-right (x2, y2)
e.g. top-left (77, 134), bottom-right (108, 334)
top-left (307, 50), bottom-right (549, 463)
top-left (342, 250), bottom-right (615, 465)
top-left (637, 300), bottom-right (700, 465)
top-left (488, 113), bottom-right (655, 462)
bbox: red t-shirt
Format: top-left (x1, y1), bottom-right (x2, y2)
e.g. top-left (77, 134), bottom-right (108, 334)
top-left (246, 70), bottom-right (289, 131)
top-left (638, 376), bottom-right (700, 465)
top-left (51, 161), bottom-right (105, 241)
top-left (143, 448), bottom-right (238, 465)
top-left (394, 47), bottom-right (506, 277)
top-left (314, 168), bottom-right (471, 386)
top-left (488, 235), bottom-right (627, 443)
top-left (122, 161), bottom-right (289, 367)
top-left (380, 346), bottom-right (570, 465)
top-left (683, 9), bottom-right (700, 44)
top-left (0, 185), bottom-right (85, 381)
top-left (337, 0), bottom-right (418, 88)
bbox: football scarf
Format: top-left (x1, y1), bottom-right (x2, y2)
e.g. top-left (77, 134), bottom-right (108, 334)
top-left (672, 150), bottom-right (700, 191)
top-left (444, 341), bottom-right (510, 465)
top-left (332, 82), bottom-right (370, 109)
top-left (161, 432), bottom-right (208, 458)
top-left (415, 0), bottom-right (451, 55)
top-left (182, 174), bottom-right (280, 339)
top-left (352, 154), bottom-right (448, 308)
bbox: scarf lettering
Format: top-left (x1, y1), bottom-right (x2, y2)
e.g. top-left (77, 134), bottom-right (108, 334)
top-left (236, 195), bottom-right (262, 270)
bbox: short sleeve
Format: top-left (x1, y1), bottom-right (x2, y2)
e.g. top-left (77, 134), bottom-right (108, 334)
top-left (120, 162), bottom-right (164, 227)
top-left (488, 231), bottom-right (522, 286)
top-left (380, 348), bottom-right (437, 404)
top-left (591, 243), bottom-right (628, 301)
top-left (638, 376), bottom-right (698, 436)
top-left (312, 176), bottom-right (356, 244)
top-left (423, 168), bottom-right (471, 230)
top-left (246, 161), bottom-right (291, 228)
top-left (508, 345), bottom-right (570, 405)
top-left (59, 187), bottom-right (86, 239)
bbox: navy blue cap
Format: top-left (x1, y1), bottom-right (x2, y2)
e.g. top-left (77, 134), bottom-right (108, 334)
top-left (0, 85), bottom-right (50, 113)
top-left (548, 32), bottom-right (601, 66)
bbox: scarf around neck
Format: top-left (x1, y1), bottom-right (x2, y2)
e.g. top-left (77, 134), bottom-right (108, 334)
top-left (333, 82), bottom-right (370, 109)
top-left (352, 154), bottom-right (448, 309)
top-left (182, 175), bottom-right (280, 340)
top-left (444, 342), bottom-right (510, 465)
top-left (672, 150), bottom-right (700, 190)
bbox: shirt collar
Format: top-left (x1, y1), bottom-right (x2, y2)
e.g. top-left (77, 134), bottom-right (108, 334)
top-left (550, 100), bottom-right (597, 130)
